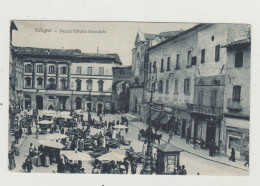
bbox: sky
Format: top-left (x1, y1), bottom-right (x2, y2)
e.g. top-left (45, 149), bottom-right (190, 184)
top-left (12, 21), bottom-right (196, 65)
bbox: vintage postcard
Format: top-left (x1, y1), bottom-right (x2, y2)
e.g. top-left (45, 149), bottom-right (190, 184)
top-left (8, 20), bottom-right (250, 176)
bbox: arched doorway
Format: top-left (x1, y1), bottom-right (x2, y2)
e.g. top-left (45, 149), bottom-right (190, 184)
top-left (36, 95), bottom-right (43, 110)
top-left (75, 97), bottom-right (82, 110)
top-left (24, 95), bottom-right (31, 109)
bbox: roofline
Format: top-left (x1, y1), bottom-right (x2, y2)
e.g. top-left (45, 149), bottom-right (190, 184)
top-left (148, 24), bottom-right (207, 51)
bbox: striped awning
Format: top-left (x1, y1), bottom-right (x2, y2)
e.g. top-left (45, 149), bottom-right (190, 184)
top-left (160, 115), bottom-right (173, 125)
top-left (151, 111), bottom-right (161, 121)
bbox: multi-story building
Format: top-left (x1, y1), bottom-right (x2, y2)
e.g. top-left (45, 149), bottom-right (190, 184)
top-left (14, 46), bottom-right (122, 113)
top-left (112, 66), bottom-right (131, 113)
top-left (130, 29), bottom-right (182, 121)
top-left (9, 21), bottom-right (23, 130)
top-left (138, 23), bottom-right (250, 159)
top-left (145, 24), bottom-right (204, 136)
top-left (222, 37), bottom-right (250, 159)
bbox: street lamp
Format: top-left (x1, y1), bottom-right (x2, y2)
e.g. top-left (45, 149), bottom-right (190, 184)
top-left (70, 82), bottom-right (74, 114)
top-left (142, 63), bottom-right (158, 174)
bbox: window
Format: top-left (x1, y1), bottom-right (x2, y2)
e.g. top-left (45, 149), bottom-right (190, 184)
top-left (211, 90), bottom-right (217, 107)
top-left (149, 63), bottom-right (152, 74)
top-left (37, 78), bottom-right (43, 89)
top-left (25, 64), bottom-right (32, 73)
top-left (60, 66), bottom-right (67, 74)
top-left (47, 78), bottom-right (56, 90)
top-left (99, 67), bottom-right (104, 75)
top-left (184, 78), bottom-right (190, 95)
top-left (160, 59), bottom-right (164, 72)
top-left (176, 54), bottom-right (180, 69)
top-left (215, 45), bottom-right (220, 62)
top-left (98, 80), bottom-right (104, 91)
top-left (153, 61), bottom-right (156, 73)
top-left (167, 57), bottom-right (171, 71)
top-left (76, 79), bottom-right (81, 91)
top-left (37, 65), bottom-right (43, 73)
top-left (158, 80), bottom-right (164, 93)
top-left (87, 79), bottom-right (93, 91)
top-left (165, 80), bottom-right (169, 94)
top-left (199, 79), bottom-right (204, 86)
top-left (48, 65), bottom-right (55, 74)
top-left (235, 52), bottom-right (243, 68)
top-left (25, 77), bottom-right (31, 88)
top-left (233, 86), bottom-right (241, 101)
top-left (77, 66), bottom-right (82, 74)
top-left (87, 67), bottom-right (92, 75)
top-left (187, 50), bottom-right (192, 66)
top-left (201, 49), bottom-right (205, 64)
top-left (61, 79), bottom-right (67, 90)
top-left (174, 79), bottom-right (178, 94)
top-left (198, 90), bottom-right (204, 106)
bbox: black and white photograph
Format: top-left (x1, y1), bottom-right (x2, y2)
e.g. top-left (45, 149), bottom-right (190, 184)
top-left (8, 20), bottom-right (251, 176)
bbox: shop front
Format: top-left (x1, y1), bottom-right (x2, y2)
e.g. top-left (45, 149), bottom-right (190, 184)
top-left (224, 117), bottom-right (249, 160)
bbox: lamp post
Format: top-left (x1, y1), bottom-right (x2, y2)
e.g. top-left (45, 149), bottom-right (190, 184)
top-left (70, 82), bottom-right (74, 114)
top-left (142, 64), bottom-right (158, 174)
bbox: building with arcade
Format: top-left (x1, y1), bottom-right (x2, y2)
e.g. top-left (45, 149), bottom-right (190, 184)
top-left (14, 46), bottom-right (122, 113)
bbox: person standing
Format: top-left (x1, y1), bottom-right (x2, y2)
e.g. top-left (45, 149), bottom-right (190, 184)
top-left (181, 165), bottom-right (187, 175)
top-left (25, 156), bottom-right (33, 173)
top-left (14, 130), bottom-right (19, 144)
top-left (19, 126), bottom-right (23, 139)
top-left (123, 159), bottom-right (129, 174)
top-left (229, 147), bottom-right (236, 162)
top-left (8, 151), bottom-right (16, 170)
top-left (244, 151), bottom-right (249, 167)
top-left (29, 143), bottom-right (34, 157)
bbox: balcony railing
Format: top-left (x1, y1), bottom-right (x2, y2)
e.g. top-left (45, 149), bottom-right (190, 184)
top-left (226, 98), bottom-right (242, 111)
top-left (188, 104), bottom-right (223, 116)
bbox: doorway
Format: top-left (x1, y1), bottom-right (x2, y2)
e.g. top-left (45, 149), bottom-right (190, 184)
top-left (36, 95), bottom-right (43, 110)
top-left (75, 97), bottom-right (82, 110)
top-left (181, 119), bottom-right (187, 138)
top-left (24, 95), bottom-right (31, 110)
top-left (97, 103), bottom-right (103, 114)
top-left (206, 122), bottom-right (216, 146)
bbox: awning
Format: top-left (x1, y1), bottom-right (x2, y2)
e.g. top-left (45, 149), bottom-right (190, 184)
top-left (155, 112), bottom-right (167, 123)
top-left (225, 117), bottom-right (249, 130)
top-left (160, 114), bottom-right (173, 125)
top-left (151, 111), bottom-right (161, 121)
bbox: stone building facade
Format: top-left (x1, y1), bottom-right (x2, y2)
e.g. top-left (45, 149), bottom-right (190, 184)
top-left (136, 23), bottom-right (250, 159)
top-left (14, 46), bottom-right (122, 113)
top-left (112, 66), bottom-right (131, 113)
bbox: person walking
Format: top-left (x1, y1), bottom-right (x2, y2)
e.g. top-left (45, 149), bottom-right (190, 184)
top-left (124, 159), bottom-right (129, 174)
top-left (229, 147), bottom-right (236, 162)
top-left (8, 150), bottom-right (16, 170)
top-left (24, 156), bottom-right (33, 173)
top-left (36, 128), bottom-right (39, 139)
top-left (244, 151), bottom-right (249, 167)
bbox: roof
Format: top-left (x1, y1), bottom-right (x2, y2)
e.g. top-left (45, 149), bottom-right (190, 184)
top-left (223, 38), bottom-right (251, 48)
top-left (144, 33), bottom-right (158, 40)
top-left (148, 24), bottom-right (206, 51)
top-left (155, 142), bottom-right (182, 153)
top-left (159, 30), bottom-right (183, 39)
top-left (12, 46), bottom-right (122, 64)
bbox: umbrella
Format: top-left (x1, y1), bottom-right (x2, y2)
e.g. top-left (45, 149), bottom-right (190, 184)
top-left (60, 115), bottom-right (73, 119)
top-left (37, 139), bottom-right (65, 149)
top-left (38, 120), bottom-right (53, 125)
top-left (45, 133), bottom-right (69, 140)
top-left (113, 125), bottom-right (129, 129)
top-left (61, 150), bottom-right (92, 161)
top-left (97, 152), bottom-right (126, 162)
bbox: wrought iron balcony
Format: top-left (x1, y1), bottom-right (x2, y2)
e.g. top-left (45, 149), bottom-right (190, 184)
top-left (226, 98), bottom-right (242, 111)
top-left (188, 104), bottom-right (223, 116)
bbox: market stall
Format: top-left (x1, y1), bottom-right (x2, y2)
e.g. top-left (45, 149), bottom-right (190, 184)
top-left (38, 120), bottom-right (53, 134)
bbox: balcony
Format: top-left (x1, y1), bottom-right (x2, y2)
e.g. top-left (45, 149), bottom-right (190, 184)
top-left (188, 104), bottom-right (223, 116)
top-left (226, 98), bottom-right (242, 111)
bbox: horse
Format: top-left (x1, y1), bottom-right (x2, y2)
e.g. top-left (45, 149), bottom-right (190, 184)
top-left (152, 133), bottom-right (162, 144)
